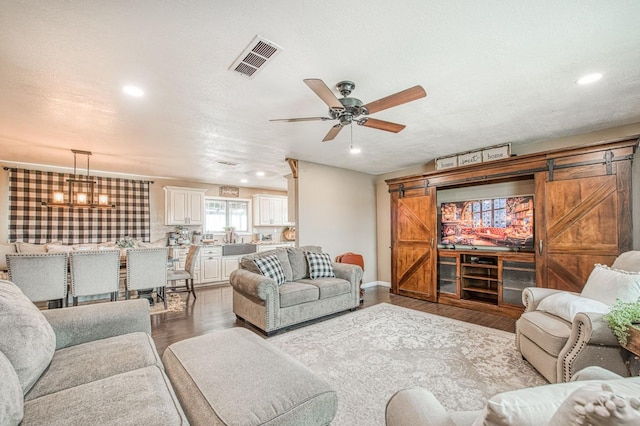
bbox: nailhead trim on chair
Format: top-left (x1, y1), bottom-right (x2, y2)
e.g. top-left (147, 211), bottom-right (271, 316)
top-left (561, 321), bottom-right (587, 382)
top-left (264, 282), bottom-right (279, 332)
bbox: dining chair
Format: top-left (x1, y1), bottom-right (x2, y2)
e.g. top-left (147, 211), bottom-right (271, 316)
top-left (69, 249), bottom-right (121, 306)
top-left (6, 252), bottom-right (68, 308)
top-left (167, 244), bottom-right (200, 299)
top-left (125, 247), bottom-right (169, 309)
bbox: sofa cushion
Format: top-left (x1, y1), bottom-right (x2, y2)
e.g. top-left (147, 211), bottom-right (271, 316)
top-left (476, 379), bottom-right (603, 426)
top-left (44, 244), bottom-right (74, 253)
top-left (0, 280), bottom-right (55, 395)
top-left (581, 264), bottom-right (640, 306)
top-left (279, 282), bottom-right (320, 307)
top-left (289, 247), bottom-right (311, 280)
top-left (298, 277), bottom-right (350, 299)
top-left (0, 350), bottom-right (23, 426)
top-left (241, 248), bottom-right (293, 282)
top-left (15, 242), bottom-right (47, 253)
top-left (288, 246), bottom-right (322, 281)
top-left (537, 292), bottom-right (610, 322)
top-left (306, 251), bottom-right (336, 279)
top-left (611, 251), bottom-right (640, 273)
top-left (21, 365), bottom-right (187, 426)
top-left (549, 379), bottom-right (640, 425)
top-left (25, 332), bottom-right (162, 401)
top-left (0, 243), bottom-right (17, 270)
top-left (517, 311), bottom-right (571, 356)
top-left (253, 253), bottom-right (286, 285)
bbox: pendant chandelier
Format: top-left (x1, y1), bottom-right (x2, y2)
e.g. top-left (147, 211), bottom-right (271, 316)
top-left (42, 149), bottom-right (115, 209)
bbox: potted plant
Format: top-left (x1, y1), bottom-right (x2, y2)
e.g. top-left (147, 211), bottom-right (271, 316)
top-left (603, 298), bottom-right (640, 346)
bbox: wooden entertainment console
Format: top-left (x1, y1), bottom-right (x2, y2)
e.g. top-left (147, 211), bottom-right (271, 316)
top-left (387, 137), bottom-right (638, 318)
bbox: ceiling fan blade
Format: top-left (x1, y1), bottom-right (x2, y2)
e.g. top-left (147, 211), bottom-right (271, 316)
top-left (270, 117), bottom-right (332, 122)
top-left (363, 85), bottom-right (426, 114)
top-left (304, 79), bottom-right (345, 111)
top-left (358, 117), bottom-right (406, 133)
top-left (322, 124), bottom-right (343, 142)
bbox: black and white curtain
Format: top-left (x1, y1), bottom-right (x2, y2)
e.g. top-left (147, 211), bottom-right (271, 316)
top-left (8, 168), bottom-right (151, 244)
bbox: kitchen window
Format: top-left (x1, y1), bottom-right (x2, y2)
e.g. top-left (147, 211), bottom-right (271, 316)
top-left (204, 198), bottom-right (250, 233)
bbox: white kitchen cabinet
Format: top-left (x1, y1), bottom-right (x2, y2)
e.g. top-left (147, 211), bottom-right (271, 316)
top-left (252, 195), bottom-right (288, 226)
top-left (164, 186), bottom-right (207, 225)
top-left (222, 255), bottom-right (241, 281)
top-left (200, 246), bottom-right (222, 283)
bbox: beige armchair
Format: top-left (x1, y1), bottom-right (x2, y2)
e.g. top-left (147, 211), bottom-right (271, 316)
top-left (516, 251), bottom-right (640, 383)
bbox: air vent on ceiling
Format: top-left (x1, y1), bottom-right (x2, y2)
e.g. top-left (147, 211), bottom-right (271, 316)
top-left (229, 35), bottom-right (283, 78)
top-left (216, 160), bottom-right (239, 166)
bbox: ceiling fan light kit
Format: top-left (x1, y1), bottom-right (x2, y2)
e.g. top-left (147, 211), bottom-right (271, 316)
top-left (271, 78), bottom-right (426, 142)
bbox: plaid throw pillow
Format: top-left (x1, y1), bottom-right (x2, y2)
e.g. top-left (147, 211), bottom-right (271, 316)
top-left (306, 251), bottom-right (335, 279)
top-left (253, 254), bottom-right (286, 285)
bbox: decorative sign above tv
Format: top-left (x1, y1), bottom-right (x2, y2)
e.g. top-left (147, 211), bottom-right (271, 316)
top-left (440, 195), bottom-right (534, 250)
top-left (436, 143), bottom-right (511, 170)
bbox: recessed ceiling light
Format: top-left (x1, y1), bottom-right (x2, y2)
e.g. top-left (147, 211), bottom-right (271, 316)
top-left (350, 147), bottom-right (361, 154)
top-left (256, 171), bottom-right (265, 177)
top-left (240, 178), bottom-right (248, 183)
top-left (122, 85), bottom-right (144, 97)
top-left (576, 73), bottom-right (603, 85)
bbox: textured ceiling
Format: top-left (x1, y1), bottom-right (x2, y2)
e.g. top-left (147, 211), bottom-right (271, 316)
top-left (1, 1), bottom-right (640, 190)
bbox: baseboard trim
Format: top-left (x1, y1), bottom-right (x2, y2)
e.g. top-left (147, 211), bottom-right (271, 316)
top-left (362, 281), bottom-right (391, 289)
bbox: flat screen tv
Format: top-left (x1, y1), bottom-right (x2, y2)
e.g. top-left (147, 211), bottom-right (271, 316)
top-left (439, 195), bottom-right (534, 250)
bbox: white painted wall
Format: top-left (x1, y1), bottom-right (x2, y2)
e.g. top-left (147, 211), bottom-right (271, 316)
top-left (297, 161), bottom-right (377, 284)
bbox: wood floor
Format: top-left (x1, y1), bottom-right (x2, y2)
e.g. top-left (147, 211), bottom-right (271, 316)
top-left (151, 284), bottom-right (516, 355)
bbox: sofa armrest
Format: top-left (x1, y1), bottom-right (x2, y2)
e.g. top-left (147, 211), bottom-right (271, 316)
top-left (558, 311), bottom-right (621, 382)
top-left (229, 269), bottom-right (278, 301)
top-left (332, 262), bottom-right (362, 285)
top-left (572, 312), bottom-right (619, 346)
top-left (386, 387), bottom-right (456, 426)
top-left (522, 287), bottom-right (579, 312)
top-left (42, 299), bottom-right (151, 350)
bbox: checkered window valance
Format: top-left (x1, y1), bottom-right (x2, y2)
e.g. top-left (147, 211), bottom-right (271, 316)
top-left (8, 168), bottom-right (151, 244)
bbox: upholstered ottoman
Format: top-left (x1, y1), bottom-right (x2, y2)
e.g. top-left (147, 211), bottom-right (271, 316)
top-left (162, 328), bottom-right (337, 425)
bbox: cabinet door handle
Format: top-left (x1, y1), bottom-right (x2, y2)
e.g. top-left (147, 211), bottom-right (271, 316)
top-left (431, 238), bottom-right (434, 248)
top-left (538, 240), bottom-right (543, 255)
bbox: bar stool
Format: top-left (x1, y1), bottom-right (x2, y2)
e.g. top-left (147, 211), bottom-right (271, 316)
top-left (167, 245), bottom-right (200, 299)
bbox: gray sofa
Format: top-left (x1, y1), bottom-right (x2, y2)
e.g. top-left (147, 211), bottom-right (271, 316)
top-left (0, 280), bottom-right (187, 425)
top-left (230, 246), bottom-right (363, 335)
top-left (1, 278), bottom-right (338, 426)
top-left (385, 366), bottom-right (640, 425)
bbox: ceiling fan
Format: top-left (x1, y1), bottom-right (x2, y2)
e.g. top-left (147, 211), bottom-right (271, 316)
top-left (270, 79), bottom-right (426, 142)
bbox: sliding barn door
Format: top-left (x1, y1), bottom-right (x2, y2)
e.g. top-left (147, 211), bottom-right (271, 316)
top-left (390, 181), bottom-right (437, 301)
top-left (535, 159), bottom-right (632, 292)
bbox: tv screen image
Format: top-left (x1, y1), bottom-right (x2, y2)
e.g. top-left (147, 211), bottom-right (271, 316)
top-left (440, 195), bottom-right (534, 249)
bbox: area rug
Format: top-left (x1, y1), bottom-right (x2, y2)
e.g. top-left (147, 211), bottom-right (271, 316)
top-left (269, 303), bottom-right (547, 425)
top-left (149, 293), bottom-right (186, 315)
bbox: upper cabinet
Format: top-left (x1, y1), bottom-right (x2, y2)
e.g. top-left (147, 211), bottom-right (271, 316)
top-left (253, 194), bottom-right (289, 226)
top-left (164, 186), bottom-right (207, 225)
